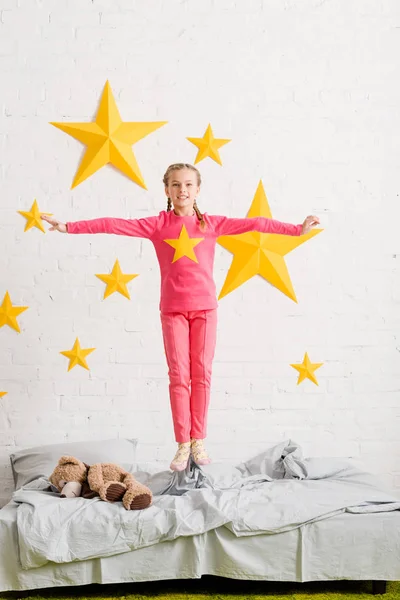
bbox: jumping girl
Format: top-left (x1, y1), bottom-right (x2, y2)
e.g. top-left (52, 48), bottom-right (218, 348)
top-left (42, 163), bottom-right (320, 471)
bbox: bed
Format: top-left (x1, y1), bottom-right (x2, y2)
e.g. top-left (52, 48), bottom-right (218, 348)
top-left (1, 438), bottom-right (399, 594)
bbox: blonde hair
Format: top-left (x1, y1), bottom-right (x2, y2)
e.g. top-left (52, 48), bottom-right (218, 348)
top-left (163, 163), bottom-right (206, 231)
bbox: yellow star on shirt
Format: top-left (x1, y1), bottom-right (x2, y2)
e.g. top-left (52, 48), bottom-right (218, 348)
top-left (290, 352), bottom-right (324, 385)
top-left (60, 338), bottom-right (95, 372)
top-left (95, 259), bottom-right (138, 300)
top-left (217, 181), bottom-right (322, 302)
top-left (0, 392), bottom-right (7, 398)
top-left (164, 225), bottom-right (204, 263)
top-left (18, 199), bottom-right (52, 233)
top-left (0, 292), bottom-right (28, 333)
top-left (50, 80), bottom-right (167, 189)
top-left (187, 123), bottom-right (231, 165)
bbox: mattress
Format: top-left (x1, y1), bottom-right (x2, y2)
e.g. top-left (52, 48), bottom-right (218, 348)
top-left (1, 499), bottom-right (399, 592)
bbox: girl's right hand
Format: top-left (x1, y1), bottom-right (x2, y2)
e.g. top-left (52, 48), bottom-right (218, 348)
top-left (41, 215), bottom-right (67, 233)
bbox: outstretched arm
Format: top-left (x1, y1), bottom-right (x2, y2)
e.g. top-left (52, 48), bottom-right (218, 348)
top-left (41, 215), bottom-right (159, 239)
top-left (210, 214), bottom-right (320, 237)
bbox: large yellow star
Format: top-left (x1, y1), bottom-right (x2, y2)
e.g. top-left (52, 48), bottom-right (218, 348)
top-left (50, 81), bottom-right (167, 189)
top-left (0, 392), bottom-right (7, 398)
top-left (60, 338), bottom-right (95, 372)
top-left (164, 225), bottom-right (204, 263)
top-left (217, 181), bottom-right (322, 302)
top-left (95, 259), bottom-right (138, 300)
top-left (0, 292), bottom-right (28, 333)
top-left (187, 123), bottom-right (231, 165)
top-left (18, 199), bottom-right (52, 233)
top-left (290, 352), bottom-right (324, 385)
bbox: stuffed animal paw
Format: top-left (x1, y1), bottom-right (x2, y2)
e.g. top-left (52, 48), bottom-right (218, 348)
top-left (87, 463), bottom-right (152, 510)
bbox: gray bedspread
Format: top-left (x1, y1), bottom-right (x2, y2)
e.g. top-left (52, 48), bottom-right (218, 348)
top-left (12, 441), bottom-right (400, 570)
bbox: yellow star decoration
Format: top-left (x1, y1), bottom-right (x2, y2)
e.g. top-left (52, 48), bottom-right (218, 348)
top-left (0, 392), bottom-right (7, 398)
top-left (0, 292), bottom-right (28, 333)
top-left (18, 199), bottom-right (52, 233)
top-left (95, 259), bottom-right (138, 300)
top-left (50, 81), bottom-right (167, 189)
top-left (187, 123), bottom-right (231, 165)
top-left (217, 181), bottom-right (322, 302)
top-left (290, 352), bottom-right (324, 386)
top-left (60, 338), bottom-right (95, 372)
top-left (164, 225), bottom-right (204, 263)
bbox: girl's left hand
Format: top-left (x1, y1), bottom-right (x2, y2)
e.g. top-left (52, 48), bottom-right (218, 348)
top-left (302, 215), bottom-right (320, 235)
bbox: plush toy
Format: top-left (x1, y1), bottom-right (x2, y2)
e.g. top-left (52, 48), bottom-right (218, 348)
top-left (88, 462), bottom-right (152, 510)
top-left (49, 455), bottom-right (91, 498)
top-left (49, 456), bottom-right (153, 510)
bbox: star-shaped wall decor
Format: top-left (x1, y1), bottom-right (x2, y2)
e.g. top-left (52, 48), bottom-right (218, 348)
top-left (0, 292), bottom-right (28, 333)
top-left (95, 259), bottom-right (138, 299)
top-left (60, 338), bottom-right (95, 371)
top-left (0, 392), bottom-right (7, 398)
top-left (187, 123), bottom-right (231, 165)
top-left (50, 81), bottom-right (167, 189)
top-left (18, 200), bottom-right (52, 233)
top-left (217, 181), bottom-right (322, 302)
top-left (164, 225), bottom-right (204, 263)
top-left (290, 352), bottom-right (324, 385)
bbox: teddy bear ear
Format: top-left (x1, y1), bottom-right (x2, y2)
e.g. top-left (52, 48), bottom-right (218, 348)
top-left (83, 463), bottom-right (90, 471)
top-left (58, 455), bottom-right (81, 466)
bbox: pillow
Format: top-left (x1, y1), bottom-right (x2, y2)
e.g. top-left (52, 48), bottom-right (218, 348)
top-left (9, 438), bottom-right (138, 490)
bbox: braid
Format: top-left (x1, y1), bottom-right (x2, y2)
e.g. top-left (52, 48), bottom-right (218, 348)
top-left (167, 197), bottom-right (172, 212)
top-left (193, 200), bottom-right (206, 231)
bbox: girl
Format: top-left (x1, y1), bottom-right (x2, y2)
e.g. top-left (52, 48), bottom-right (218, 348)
top-left (42, 163), bottom-right (320, 471)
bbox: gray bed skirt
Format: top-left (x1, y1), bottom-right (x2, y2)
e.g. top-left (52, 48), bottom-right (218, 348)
top-left (1, 501), bottom-right (399, 593)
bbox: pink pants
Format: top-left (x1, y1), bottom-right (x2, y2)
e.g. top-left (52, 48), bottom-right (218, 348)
top-left (160, 309), bottom-right (218, 443)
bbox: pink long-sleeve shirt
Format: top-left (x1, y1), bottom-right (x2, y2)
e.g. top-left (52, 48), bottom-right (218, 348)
top-left (67, 211), bottom-right (302, 312)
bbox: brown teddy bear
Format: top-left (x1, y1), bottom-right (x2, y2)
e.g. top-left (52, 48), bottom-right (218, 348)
top-left (49, 456), bottom-right (152, 510)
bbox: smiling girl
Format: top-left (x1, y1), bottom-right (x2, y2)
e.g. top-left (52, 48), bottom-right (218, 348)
top-left (42, 163), bottom-right (320, 471)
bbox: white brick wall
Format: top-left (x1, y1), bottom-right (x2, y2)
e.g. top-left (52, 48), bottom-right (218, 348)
top-left (1, 0), bottom-right (399, 507)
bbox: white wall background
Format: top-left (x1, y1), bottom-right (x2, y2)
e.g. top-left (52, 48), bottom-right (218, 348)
top-left (1, 0), bottom-right (399, 508)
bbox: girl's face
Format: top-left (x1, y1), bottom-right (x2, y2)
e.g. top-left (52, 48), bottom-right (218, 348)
top-left (165, 169), bottom-right (200, 212)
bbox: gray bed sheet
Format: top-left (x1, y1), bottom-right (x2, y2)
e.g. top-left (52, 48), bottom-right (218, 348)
top-left (1, 499), bottom-right (400, 592)
top-left (11, 443), bottom-right (400, 570)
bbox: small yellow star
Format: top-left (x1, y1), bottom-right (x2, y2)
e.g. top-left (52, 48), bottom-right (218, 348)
top-left (164, 225), bottom-right (204, 263)
top-left (60, 338), bottom-right (95, 372)
top-left (95, 259), bottom-right (138, 300)
top-left (217, 181), bottom-right (322, 302)
top-left (187, 123), bottom-right (231, 165)
top-left (0, 392), bottom-right (7, 398)
top-left (50, 80), bottom-right (167, 189)
top-left (0, 292), bottom-right (28, 333)
top-left (18, 200), bottom-right (52, 233)
top-left (290, 352), bottom-right (324, 386)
